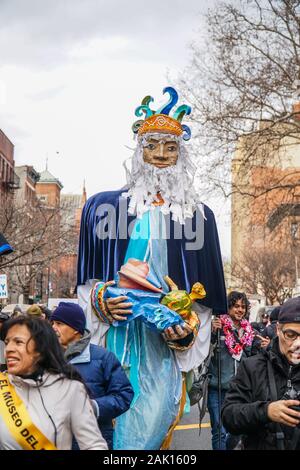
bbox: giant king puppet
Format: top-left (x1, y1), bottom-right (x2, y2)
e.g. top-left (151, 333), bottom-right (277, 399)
top-left (77, 87), bottom-right (227, 449)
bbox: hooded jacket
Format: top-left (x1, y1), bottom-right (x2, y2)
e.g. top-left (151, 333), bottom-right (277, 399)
top-left (0, 372), bottom-right (108, 450)
top-left (65, 331), bottom-right (134, 449)
top-left (222, 338), bottom-right (300, 450)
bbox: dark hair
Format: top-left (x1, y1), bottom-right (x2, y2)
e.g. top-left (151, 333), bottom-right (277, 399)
top-left (270, 306), bottom-right (280, 323)
top-left (227, 291), bottom-right (248, 312)
top-left (0, 312), bottom-right (9, 322)
top-left (1, 315), bottom-right (84, 384)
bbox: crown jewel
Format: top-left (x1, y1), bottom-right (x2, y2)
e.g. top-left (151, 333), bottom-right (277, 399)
top-left (132, 87), bottom-right (192, 141)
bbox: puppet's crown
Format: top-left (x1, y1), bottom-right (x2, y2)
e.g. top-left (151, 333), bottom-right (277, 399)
top-left (132, 87), bottom-right (192, 141)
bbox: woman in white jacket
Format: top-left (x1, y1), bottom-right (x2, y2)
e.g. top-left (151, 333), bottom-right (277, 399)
top-left (0, 315), bottom-right (108, 450)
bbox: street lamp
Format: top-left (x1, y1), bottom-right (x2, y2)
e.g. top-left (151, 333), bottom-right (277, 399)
top-left (46, 266), bottom-right (51, 305)
top-left (291, 222), bottom-right (299, 296)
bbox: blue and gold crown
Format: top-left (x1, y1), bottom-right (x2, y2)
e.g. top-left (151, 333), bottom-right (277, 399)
top-left (132, 87), bottom-right (192, 141)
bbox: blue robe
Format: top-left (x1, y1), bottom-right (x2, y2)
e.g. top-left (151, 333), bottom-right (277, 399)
top-left (77, 188), bottom-right (227, 449)
top-left (77, 188), bottom-right (226, 314)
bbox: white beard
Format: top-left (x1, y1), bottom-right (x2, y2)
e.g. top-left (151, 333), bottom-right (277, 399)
top-left (123, 133), bottom-right (202, 224)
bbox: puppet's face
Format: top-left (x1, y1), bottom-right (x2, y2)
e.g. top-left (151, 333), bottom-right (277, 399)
top-left (142, 137), bottom-right (178, 168)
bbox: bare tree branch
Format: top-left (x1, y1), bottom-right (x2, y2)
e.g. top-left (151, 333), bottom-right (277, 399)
top-left (177, 0), bottom-right (300, 201)
top-left (0, 196), bottom-right (78, 301)
top-left (232, 246), bottom-right (295, 304)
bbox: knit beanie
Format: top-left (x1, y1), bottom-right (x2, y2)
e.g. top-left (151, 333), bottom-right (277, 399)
top-left (278, 297), bottom-right (300, 324)
top-left (270, 306), bottom-right (280, 323)
top-left (50, 302), bottom-right (86, 335)
top-left (26, 304), bottom-right (43, 317)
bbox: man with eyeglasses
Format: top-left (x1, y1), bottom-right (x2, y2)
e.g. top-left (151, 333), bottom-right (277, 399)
top-left (221, 297), bottom-right (300, 450)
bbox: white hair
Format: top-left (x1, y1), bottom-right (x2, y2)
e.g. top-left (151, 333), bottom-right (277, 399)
top-left (122, 133), bottom-right (202, 224)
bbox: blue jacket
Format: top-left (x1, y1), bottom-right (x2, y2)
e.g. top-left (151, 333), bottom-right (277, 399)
top-left (66, 333), bottom-right (134, 449)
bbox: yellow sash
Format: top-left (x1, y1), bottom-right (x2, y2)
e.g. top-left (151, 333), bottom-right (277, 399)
top-left (0, 371), bottom-right (57, 450)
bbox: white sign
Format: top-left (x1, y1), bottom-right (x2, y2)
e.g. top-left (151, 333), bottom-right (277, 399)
top-left (248, 295), bottom-right (266, 323)
top-left (0, 274), bottom-right (8, 299)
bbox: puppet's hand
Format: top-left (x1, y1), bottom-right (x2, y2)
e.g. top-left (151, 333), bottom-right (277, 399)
top-left (162, 311), bottom-right (200, 351)
top-left (163, 323), bottom-right (192, 341)
top-left (104, 281), bottom-right (133, 322)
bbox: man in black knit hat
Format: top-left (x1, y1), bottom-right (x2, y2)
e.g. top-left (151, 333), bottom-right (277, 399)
top-left (264, 306), bottom-right (281, 341)
top-left (222, 297), bottom-right (300, 450)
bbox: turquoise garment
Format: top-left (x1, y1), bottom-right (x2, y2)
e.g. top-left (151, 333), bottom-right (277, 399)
top-left (124, 208), bottom-right (169, 295)
top-left (125, 209), bottom-right (150, 263)
top-left (106, 209), bottom-right (182, 450)
top-left (148, 208), bottom-right (170, 293)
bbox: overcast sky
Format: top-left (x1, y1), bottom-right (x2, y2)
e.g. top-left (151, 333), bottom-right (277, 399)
top-left (0, 0), bottom-right (230, 257)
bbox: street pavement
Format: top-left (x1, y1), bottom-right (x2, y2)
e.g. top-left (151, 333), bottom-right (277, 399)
top-left (171, 405), bottom-right (212, 450)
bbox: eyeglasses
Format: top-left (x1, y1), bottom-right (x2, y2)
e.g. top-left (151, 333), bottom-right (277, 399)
top-left (281, 329), bottom-right (300, 342)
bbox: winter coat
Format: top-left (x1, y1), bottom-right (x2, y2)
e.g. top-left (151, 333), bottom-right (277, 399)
top-left (265, 322), bottom-right (277, 340)
top-left (65, 331), bottom-right (134, 449)
top-left (208, 329), bottom-right (252, 390)
top-left (255, 322), bottom-right (268, 335)
top-left (221, 338), bottom-right (300, 450)
top-left (0, 372), bottom-right (108, 450)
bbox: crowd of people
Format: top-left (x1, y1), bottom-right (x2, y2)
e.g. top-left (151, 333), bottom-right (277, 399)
top-left (1, 294), bottom-right (300, 451)
top-left (205, 293), bottom-right (300, 451)
top-left (1, 86), bottom-right (300, 451)
top-left (0, 302), bottom-right (134, 450)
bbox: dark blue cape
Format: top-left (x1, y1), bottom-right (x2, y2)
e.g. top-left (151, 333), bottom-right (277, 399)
top-left (77, 189), bottom-right (227, 314)
top-left (0, 233), bottom-right (13, 256)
